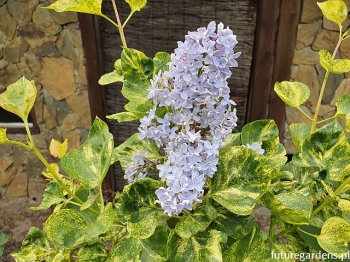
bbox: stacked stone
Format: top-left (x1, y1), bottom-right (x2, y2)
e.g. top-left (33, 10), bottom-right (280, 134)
top-left (284, 0), bottom-right (350, 153)
top-left (0, 0), bottom-right (91, 199)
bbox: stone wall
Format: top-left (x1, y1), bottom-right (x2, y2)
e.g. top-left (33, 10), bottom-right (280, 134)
top-left (283, 0), bottom-right (350, 153)
top-left (0, 0), bottom-right (91, 258)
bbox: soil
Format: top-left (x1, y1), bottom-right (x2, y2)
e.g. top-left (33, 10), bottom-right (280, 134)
top-left (0, 197), bottom-right (51, 262)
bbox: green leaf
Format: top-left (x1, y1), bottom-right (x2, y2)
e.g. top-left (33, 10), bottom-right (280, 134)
top-left (274, 81), bottom-right (310, 108)
top-left (346, 113), bottom-right (350, 132)
top-left (293, 121), bottom-right (350, 181)
top-left (30, 181), bottom-right (65, 211)
top-left (125, 0), bottom-right (147, 12)
top-left (153, 52), bottom-right (171, 75)
top-left (76, 243), bottom-right (108, 262)
top-left (60, 117), bottom-right (113, 188)
top-left (80, 204), bottom-right (115, 242)
top-left (80, 190), bottom-right (96, 211)
top-left (0, 76), bottom-right (36, 121)
top-left (112, 133), bottom-right (161, 169)
top-left (211, 146), bottom-right (276, 215)
top-left (336, 94), bottom-right (350, 117)
top-left (43, 0), bottom-right (103, 16)
top-left (11, 227), bottom-right (54, 262)
top-left (262, 191), bottom-right (313, 225)
top-left (339, 199), bottom-right (350, 213)
top-left (49, 139), bottom-right (68, 159)
top-left (223, 227), bottom-right (270, 262)
top-left (317, 0), bottom-right (348, 26)
top-left (117, 178), bottom-right (165, 222)
top-left (45, 209), bottom-right (87, 248)
top-left (98, 70), bottom-right (124, 85)
top-left (107, 226), bottom-right (168, 262)
top-left (319, 50), bottom-right (350, 74)
top-left (107, 111), bottom-right (138, 122)
top-left (289, 123), bottom-right (311, 150)
top-left (168, 229), bottom-right (227, 262)
top-left (127, 207), bottom-right (158, 239)
top-left (0, 128), bottom-right (9, 144)
top-left (0, 232), bottom-right (8, 247)
top-left (223, 133), bottom-right (241, 147)
top-left (317, 217), bottom-right (350, 257)
top-left (175, 204), bottom-right (217, 239)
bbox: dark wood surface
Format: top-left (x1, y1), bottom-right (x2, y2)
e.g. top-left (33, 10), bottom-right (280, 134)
top-left (247, 0), bottom-right (302, 140)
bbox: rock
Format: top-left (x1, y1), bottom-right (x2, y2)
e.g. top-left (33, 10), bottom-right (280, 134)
top-left (312, 30), bottom-right (338, 52)
top-left (18, 23), bottom-right (57, 49)
top-left (290, 65), bottom-right (298, 79)
top-left (17, 51), bottom-right (42, 79)
top-left (3, 37), bottom-right (29, 63)
top-left (63, 129), bottom-right (81, 150)
top-left (340, 36), bottom-right (350, 59)
top-left (39, 57), bottom-right (76, 101)
top-left (59, 113), bottom-right (79, 132)
top-left (0, 157), bottom-right (15, 187)
top-left (318, 104), bottom-right (335, 118)
top-left (33, 92), bottom-right (44, 125)
top-left (5, 172), bottom-right (28, 198)
top-left (0, 0), bottom-right (6, 6)
top-left (28, 178), bottom-right (47, 201)
top-left (13, 147), bottom-right (27, 168)
top-left (32, 41), bottom-right (60, 58)
top-left (7, 0), bottom-right (38, 25)
top-left (292, 47), bottom-right (319, 65)
top-left (296, 20), bottom-right (322, 50)
top-left (301, 0), bottom-right (323, 23)
top-left (26, 154), bottom-right (45, 179)
top-left (32, 134), bottom-right (48, 149)
top-left (331, 78), bottom-right (350, 105)
top-left (315, 64), bottom-right (344, 104)
top-left (66, 89), bottom-right (91, 129)
top-left (56, 29), bottom-right (78, 63)
top-left (43, 90), bottom-right (58, 129)
top-left (53, 98), bottom-right (70, 124)
top-left (0, 5), bottom-right (17, 40)
top-left (286, 105), bottom-right (313, 125)
top-left (51, 11), bottom-right (78, 25)
top-left (292, 65), bottom-right (319, 112)
top-left (283, 138), bottom-right (298, 155)
top-left (0, 64), bottom-right (21, 90)
top-left (33, 6), bottom-right (61, 35)
top-left (323, 17), bottom-right (350, 32)
top-left (0, 59), bottom-right (8, 70)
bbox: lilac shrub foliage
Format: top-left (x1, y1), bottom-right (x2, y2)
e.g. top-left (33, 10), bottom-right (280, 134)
top-left (125, 21), bottom-right (241, 216)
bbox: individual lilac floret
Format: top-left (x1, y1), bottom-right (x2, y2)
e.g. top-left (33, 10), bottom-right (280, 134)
top-left (134, 21), bottom-right (240, 216)
top-left (124, 151), bottom-right (150, 183)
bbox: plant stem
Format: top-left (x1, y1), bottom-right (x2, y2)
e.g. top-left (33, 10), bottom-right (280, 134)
top-left (311, 70), bottom-right (330, 133)
top-left (316, 115), bottom-right (336, 125)
top-left (297, 107), bottom-right (313, 121)
top-left (111, 0), bottom-right (128, 48)
top-left (23, 121), bottom-right (100, 215)
top-left (122, 11), bottom-right (134, 28)
top-left (311, 174), bottom-right (350, 217)
top-left (99, 186), bottom-right (105, 212)
top-left (273, 225), bottom-right (299, 240)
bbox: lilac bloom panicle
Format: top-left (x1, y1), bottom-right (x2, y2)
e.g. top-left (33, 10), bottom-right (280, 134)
top-left (130, 21), bottom-right (240, 216)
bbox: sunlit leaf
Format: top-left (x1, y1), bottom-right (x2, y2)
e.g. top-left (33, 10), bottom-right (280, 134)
top-left (289, 123), bottom-right (311, 150)
top-left (320, 50), bottom-right (350, 74)
top-left (168, 229), bottom-right (227, 261)
top-left (43, 0), bottom-right (103, 16)
top-left (76, 243), bottom-right (108, 262)
top-left (125, 0), bottom-right (147, 12)
top-left (45, 209), bottom-right (87, 248)
top-left (262, 191), bottom-right (312, 225)
top-left (274, 81), bottom-right (310, 108)
top-left (0, 77), bottom-right (36, 120)
top-left (107, 226), bottom-right (168, 262)
top-left (336, 94), bottom-right (350, 118)
top-left (339, 199), bottom-right (350, 213)
top-left (30, 181), bottom-right (65, 211)
top-left (60, 117), bottom-right (113, 188)
top-left (49, 139), bottom-right (68, 159)
top-left (175, 204), bottom-right (217, 239)
top-left (0, 128), bottom-right (9, 144)
top-left (153, 52), bottom-right (171, 75)
top-left (317, 0), bottom-right (348, 26)
top-left (223, 227), bottom-right (270, 261)
top-left (98, 70), bottom-right (124, 85)
top-left (317, 217), bottom-right (350, 257)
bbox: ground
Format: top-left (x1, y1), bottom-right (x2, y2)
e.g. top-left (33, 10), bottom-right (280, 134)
top-left (0, 197), bottom-right (51, 262)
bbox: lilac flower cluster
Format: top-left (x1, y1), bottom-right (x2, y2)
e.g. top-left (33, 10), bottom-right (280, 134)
top-left (127, 21), bottom-right (240, 216)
